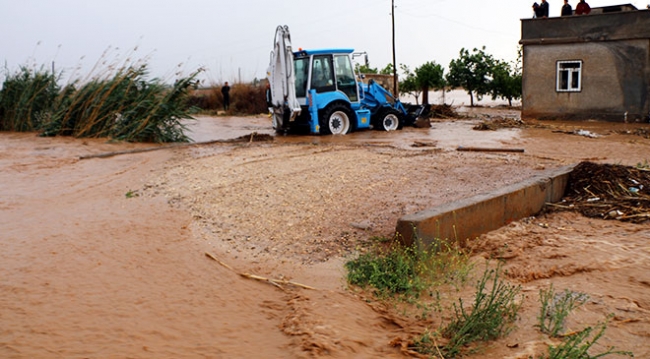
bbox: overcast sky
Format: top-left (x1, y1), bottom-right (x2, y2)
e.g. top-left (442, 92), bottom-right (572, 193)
top-left (2, 0), bottom-right (647, 85)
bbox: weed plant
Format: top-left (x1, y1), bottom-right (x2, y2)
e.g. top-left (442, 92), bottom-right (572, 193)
top-left (439, 262), bottom-right (521, 357)
top-left (537, 286), bottom-right (633, 358)
top-left (345, 237), bottom-right (470, 299)
top-left (538, 285), bottom-right (589, 337)
top-left (543, 318), bottom-right (634, 358)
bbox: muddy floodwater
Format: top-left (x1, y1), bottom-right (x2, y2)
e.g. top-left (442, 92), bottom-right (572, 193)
top-left (186, 113), bottom-right (520, 150)
top-left (2, 109), bottom-right (650, 358)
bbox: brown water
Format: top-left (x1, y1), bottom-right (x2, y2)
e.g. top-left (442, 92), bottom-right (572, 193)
top-left (0, 133), bottom-right (407, 358)
top-left (3, 112), bottom-right (650, 358)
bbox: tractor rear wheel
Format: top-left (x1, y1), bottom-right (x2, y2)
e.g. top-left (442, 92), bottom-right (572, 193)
top-left (376, 108), bottom-right (401, 131)
top-left (320, 104), bottom-right (352, 135)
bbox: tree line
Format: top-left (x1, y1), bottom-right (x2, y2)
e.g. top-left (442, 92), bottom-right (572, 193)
top-left (357, 46), bottom-right (522, 107)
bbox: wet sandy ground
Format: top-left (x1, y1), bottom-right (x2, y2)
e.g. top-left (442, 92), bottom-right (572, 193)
top-left (2, 111), bottom-right (650, 358)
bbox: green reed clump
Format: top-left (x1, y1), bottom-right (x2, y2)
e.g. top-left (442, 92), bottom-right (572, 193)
top-left (0, 66), bottom-right (59, 131)
top-left (1, 61), bottom-right (201, 142)
top-left (41, 65), bottom-right (200, 142)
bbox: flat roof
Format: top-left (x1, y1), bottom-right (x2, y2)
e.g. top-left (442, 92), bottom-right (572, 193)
top-left (294, 49), bottom-right (354, 57)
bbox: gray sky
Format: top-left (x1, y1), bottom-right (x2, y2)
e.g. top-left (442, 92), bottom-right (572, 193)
top-left (2, 0), bottom-right (647, 85)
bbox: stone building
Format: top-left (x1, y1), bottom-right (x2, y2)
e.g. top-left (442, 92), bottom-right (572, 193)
top-left (520, 5), bottom-right (650, 122)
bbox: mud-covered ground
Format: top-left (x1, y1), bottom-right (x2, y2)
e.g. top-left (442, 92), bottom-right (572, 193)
top-left (2, 108), bottom-right (650, 358)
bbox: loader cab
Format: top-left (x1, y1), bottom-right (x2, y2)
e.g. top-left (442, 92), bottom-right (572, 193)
top-left (293, 49), bottom-right (359, 104)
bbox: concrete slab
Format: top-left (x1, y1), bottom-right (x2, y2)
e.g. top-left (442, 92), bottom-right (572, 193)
top-left (395, 165), bottom-right (575, 246)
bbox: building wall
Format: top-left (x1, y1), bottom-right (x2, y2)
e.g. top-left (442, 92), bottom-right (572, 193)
top-left (522, 39), bottom-right (649, 121)
top-left (521, 9), bottom-right (650, 122)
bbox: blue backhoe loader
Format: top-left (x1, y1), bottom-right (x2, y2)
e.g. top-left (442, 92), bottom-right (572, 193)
top-left (266, 25), bottom-right (429, 135)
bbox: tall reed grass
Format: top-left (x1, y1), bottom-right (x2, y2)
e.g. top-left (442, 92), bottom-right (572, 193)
top-left (0, 66), bottom-right (59, 132)
top-left (0, 61), bottom-right (201, 142)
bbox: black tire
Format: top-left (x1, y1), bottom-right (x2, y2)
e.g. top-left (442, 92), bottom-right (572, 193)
top-left (375, 108), bottom-right (402, 131)
top-left (319, 104), bottom-right (352, 135)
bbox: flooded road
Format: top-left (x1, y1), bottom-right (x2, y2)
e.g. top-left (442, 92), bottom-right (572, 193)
top-left (3, 107), bottom-right (650, 358)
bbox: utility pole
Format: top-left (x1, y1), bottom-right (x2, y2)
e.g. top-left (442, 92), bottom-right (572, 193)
top-left (391, 0), bottom-right (398, 97)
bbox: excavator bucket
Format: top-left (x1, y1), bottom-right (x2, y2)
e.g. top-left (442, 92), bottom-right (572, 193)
top-left (266, 25), bottom-right (301, 132)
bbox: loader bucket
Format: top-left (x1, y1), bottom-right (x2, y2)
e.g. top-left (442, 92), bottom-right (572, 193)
top-left (402, 104), bottom-right (431, 126)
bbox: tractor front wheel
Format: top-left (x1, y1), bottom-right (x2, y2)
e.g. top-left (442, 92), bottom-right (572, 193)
top-left (376, 108), bottom-right (401, 131)
top-left (320, 104), bottom-right (352, 135)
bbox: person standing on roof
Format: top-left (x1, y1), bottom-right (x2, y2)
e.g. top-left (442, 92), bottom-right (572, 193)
top-left (539, 0), bottom-right (550, 17)
top-left (575, 0), bottom-right (591, 14)
top-left (561, 0), bottom-right (573, 16)
top-left (221, 81), bottom-right (231, 111)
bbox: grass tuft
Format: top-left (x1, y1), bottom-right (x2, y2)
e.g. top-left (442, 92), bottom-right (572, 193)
top-left (345, 237), bottom-right (471, 299)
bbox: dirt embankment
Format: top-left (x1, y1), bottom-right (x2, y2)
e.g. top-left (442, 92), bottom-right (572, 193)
top-left (2, 111), bottom-right (650, 358)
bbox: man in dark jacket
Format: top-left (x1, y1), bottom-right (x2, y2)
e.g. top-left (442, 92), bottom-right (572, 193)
top-left (561, 0), bottom-right (573, 16)
top-left (221, 81), bottom-right (231, 111)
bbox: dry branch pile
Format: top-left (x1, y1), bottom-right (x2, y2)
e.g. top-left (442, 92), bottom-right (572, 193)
top-left (473, 116), bottom-right (525, 131)
top-left (429, 104), bottom-right (461, 119)
top-left (554, 161), bottom-right (650, 223)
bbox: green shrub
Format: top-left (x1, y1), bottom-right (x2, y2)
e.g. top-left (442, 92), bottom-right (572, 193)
top-left (345, 240), bottom-right (425, 298)
top-left (441, 262), bottom-right (521, 357)
top-left (345, 237), bottom-right (470, 299)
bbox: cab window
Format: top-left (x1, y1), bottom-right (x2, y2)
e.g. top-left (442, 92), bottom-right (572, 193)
top-left (310, 55), bottom-right (335, 93)
top-left (334, 54), bottom-right (358, 102)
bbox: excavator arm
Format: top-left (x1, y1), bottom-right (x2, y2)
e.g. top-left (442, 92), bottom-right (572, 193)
top-left (266, 25), bottom-right (301, 132)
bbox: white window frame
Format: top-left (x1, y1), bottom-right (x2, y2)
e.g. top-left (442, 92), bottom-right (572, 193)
top-left (556, 60), bottom-right (582, 92)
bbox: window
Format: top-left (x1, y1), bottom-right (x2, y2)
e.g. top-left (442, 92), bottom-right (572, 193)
top-left (556, 60), bottom-right (582, 92)
top-left (310, 56), bottom-right (335, 93)
top-left (334, 54), bottom-right (358, 102)
top-left (294, 57), bottom-right (309, 97)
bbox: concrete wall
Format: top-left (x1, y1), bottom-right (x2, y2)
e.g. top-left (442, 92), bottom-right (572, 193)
top-left (395, 165), bottom-right (574, 247)
top-left (520, 10), bottom-right (650, 122)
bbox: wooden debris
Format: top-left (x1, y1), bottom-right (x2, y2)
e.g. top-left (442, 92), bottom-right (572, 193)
top-left (204, 252), bottom-right (317, 290)
top-left (457, 146), bottom-right (525, 153)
